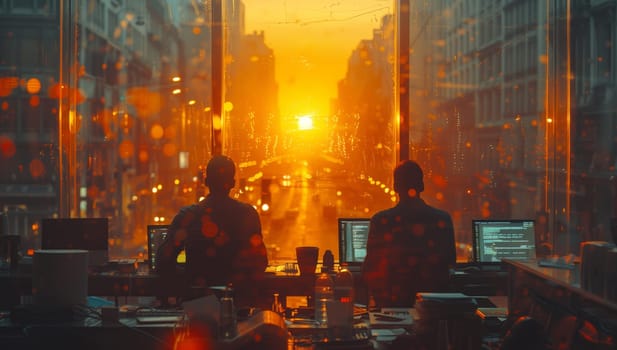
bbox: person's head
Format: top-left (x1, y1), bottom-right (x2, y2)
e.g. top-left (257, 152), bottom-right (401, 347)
top-left (205, 155), bottom-right (236, 195)
top-left (393, 160), bottom-right (424, 198)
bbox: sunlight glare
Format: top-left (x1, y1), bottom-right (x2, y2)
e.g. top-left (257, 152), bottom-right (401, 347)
top-left (297, 115), bottom-right (313, 130)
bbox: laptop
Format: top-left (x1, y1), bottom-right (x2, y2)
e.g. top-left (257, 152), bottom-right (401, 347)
top-left (147, 224), bottom-right (170, 273)
top-left (41, 218), bottom-right (109, 267)
top-left (471, 219), bottom-right (536, 269)
top-left (338, 217), bottom-right (370, 271)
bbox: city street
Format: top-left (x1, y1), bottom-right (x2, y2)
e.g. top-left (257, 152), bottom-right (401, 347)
top-left (237, 156), bottom-right (393, 263)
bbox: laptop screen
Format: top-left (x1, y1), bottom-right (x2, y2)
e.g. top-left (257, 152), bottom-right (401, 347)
top-left (41, 218), bottom-right (109, 266)
top-left (338, 218), bottom-right (370, 266)
top-left (472, 219), bottom-right (536, 263)
top-left (147, 224), bottom-right (170, 272)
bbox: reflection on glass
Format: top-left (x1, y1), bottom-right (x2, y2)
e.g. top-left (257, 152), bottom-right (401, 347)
top-left (2, 1), bottom-right (617, 264)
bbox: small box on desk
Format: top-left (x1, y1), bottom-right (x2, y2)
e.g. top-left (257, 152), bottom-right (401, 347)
top-left (369, 308), bottom-right (414, 329)
top-left (415, 292), bottom-right (478, 319)
top-left (103, 259), bottom-right (138, 274)
top-left (414, 292), bottom-right (483, 350)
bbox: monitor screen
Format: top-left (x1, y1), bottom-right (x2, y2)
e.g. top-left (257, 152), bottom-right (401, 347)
top-left (41, 218), bottom-right (109, 266)
top-left (472, 219), bottom-right (536, 263)
top-left (147, 224), bottom-right (169, 272)
top-left (338, 218), bottom-right (370, 265)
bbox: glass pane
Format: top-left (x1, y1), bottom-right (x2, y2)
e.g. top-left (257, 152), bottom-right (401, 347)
top-left (4, 0), bottom-right (617, 268)
top-left (225, 1), bottom-right (397, 262)
top-left (72, 1), bottom-right (214, 259)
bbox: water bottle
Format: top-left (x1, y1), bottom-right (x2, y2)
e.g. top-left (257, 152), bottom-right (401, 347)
top-left (314, 272), bottom-right (334, 325)
top-left (330, 268), bottom-right (354, 339)
top-left (219, 283), bottom-right (237, 339)
top-left (334, 268), bottom-right (354, 304)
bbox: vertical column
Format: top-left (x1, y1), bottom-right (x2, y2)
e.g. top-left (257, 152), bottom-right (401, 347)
top-left (58, 0), bottom-right (80, 217)
top-left (211, 0), bottom-right (223, 156)
top-left (399, 0), bottom-right (410, 161)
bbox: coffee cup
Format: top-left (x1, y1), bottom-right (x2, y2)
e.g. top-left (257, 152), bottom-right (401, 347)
top-left (296, 246), bottom-right (319, 276)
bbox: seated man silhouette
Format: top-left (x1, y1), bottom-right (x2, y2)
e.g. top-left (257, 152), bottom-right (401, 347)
top-left (156, 155), bottom-right (268, 305)
top-left (361, 160), bottom-right (456, 307)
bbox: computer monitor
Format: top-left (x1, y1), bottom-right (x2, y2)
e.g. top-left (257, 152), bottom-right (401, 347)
top-left (338, 217), bottom-right (370, 267)
top-left (147, 224), bottom-right (170, 272)
top-left (472, 219), bottom-right (536, 263)
top-left (41, 218), bottom-right (109, 266)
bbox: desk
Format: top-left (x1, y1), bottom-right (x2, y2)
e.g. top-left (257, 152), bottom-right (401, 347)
top-left (0, 264), bottom-right (507, 311)
top-left (449, 268), bottom-right (508, 296)
top-left (0, 312), bottom-right (188, 350)
top-left (0, 307), bottom-right (294, 350)
top-left (0, 269), bottom-right (316, 309)
top-left (504, 259), bottom-right (617, 349)
top-left (504, 259), bottom-right (617, 316)
top-left (0, 294), bottom-right (508, 350)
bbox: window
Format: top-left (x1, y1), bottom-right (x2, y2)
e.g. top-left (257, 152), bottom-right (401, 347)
top-left (19, 29), bottom-right (40, 68)
top-left (0, 97), bottom-right (17, 132)
top-left (1, 1), bottom-right (615, 265)
top-left (21, 97), bottom-right (40, 132)
top-left (12, 0), bottom-right (34, 11)
top-left (0, 29), bottom-right (16, 66)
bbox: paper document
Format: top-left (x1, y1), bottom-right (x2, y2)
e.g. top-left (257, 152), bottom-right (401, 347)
top-left (369, 308), bottom-right (413, 328)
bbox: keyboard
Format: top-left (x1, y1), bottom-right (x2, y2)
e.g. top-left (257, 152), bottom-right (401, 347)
top-left (135, 308), bottom-right (184, 317)
top-left (305, 323), bottom-right (372, 345)
top-left (136, 315), bottom-right (184, 324)
top-left (134, 308), bottom-right (186, 324)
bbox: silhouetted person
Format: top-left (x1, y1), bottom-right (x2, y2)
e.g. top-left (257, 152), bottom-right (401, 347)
top-left (156, 155), bottom-right (268, 305)
top-left (361, 160), bottom-right (456, 307)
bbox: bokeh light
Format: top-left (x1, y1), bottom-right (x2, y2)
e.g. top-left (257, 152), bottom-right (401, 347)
top-left (163, 142), bottom-right (177, 157)
top-left (213, 115), bottom-right (222, 130)
top-left (138, 149), bottom-right (149, 163)
top-left (0, 76), bottom-right (18, 97)
top-left (87, 185), bottom-right (100, 199)
top-left (29, 159), bottom-right (46, 178)
top-left (118, 140), bottom-right (135, 159)
top-left (29, 95), bottom-right (40, 107)
top-left (26, 78), bottom-right (41, 94)
top-left (150, 124), bottom-right (164, 139)
top-left (0, 136), bottom-right (16, 158)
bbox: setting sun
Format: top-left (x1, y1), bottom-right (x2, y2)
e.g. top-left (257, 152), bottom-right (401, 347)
top-left (297, 115), bottom-right (314, 130)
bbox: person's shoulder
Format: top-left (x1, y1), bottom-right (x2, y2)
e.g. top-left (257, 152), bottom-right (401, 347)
top-left (228, 197), bottom-right (259, 214)
top-left (370, 207), bottom-right (397, 222)
top-left (423, 204), bottom-right (453, 221)
top-left (240, 200), bottom-right (258, 213)
top-left (428, 205), bottom-right (452, 219)
top-left (176, 203), bottom-right (203, 216)
top-left (411, 198), bottom-right (448, 217)
top-left (169, 203), bottom-right (204, 224)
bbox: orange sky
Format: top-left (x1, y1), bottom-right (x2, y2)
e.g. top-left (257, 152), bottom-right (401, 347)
top-left (242, 1), bottom-right (392, 118)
